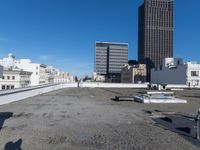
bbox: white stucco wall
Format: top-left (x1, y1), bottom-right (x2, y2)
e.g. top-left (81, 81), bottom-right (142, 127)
top-left (0, 70), bottom-right (32, 90)
top-left (187, 62), bottom-right (200, 86)
top-left (0, 83), bottom-right (77, 105)
top-left (16, 63), bottom-right (41, 86)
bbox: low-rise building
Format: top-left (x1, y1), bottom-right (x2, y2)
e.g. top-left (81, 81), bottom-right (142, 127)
top-left (0, 53), bottom-right (16, 68)
top-left (15, 59), bottom-right (47, 86)
top-left (0, 54), bottom-right (48, 86)
top-left (151, 58), bottom-right (200, 86)
top-left (45, 66), bottom-right (56, 84)
top-left (121, 64), bottom-right (146, 83)
top-left (54, 71), bottom-right (74, 83)
top-left (0, 53), bottom-right (74, 86)
top-left (0, 69), bottom-right (32, 90)
top-left (92, 72), bottom-right (105, 82)
top-left (46, 66), bottom-right (74, 84)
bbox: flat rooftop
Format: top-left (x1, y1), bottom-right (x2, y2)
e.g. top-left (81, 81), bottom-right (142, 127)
top-left (0, 88), bottom-right (200, 150)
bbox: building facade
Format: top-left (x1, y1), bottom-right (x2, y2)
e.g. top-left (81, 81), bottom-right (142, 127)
top-left (151, 58), bottom-right (200, 87)
top-left (46, 66), bottom-right (74, 84)
top-left (95, 42), bottom-right (128, 82)
top-left (15, 59), bottom-right (47, 86)
top-left (0, 69), bottom-right (32, 90)
top-left (121, 64), bottom-right (146, 83)
top-left (92, 72), bottom-right (105, 82)
top-left (138, 0), bottom-right (174, 81)
top-left (0, 54), bottom-right (48, 86)
top-left (0, 54), bottom-right (74, 86)
top-left (0, 53), bottom-right (16, 69)
top-left (54, 71), bottom-right (74, 83)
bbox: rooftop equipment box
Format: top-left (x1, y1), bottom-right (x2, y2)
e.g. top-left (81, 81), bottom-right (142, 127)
top-left (0, 65), bottom-right (3, 78)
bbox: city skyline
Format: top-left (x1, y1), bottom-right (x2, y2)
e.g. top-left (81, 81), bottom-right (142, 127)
top-left (0, 0), bottom-right (200, 77)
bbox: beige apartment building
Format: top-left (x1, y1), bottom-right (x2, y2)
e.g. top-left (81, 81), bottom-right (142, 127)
top-left (121, 64), bottom-right (146, 83)
top-left (0, 69), bottom-right (32, 90)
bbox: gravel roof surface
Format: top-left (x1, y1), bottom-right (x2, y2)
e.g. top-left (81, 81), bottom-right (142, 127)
top-left (0, 88), bottom-right (200, 150)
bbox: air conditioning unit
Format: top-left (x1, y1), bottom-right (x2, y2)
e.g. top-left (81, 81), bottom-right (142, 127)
top-left (0, 65), bottom-right (3, 78)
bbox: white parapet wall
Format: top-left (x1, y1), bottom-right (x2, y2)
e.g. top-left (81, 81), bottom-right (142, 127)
top-left (0, 82), bottom-right (149, 105)
top-left (80, 82), bottom-right (148, 88)
top-left (166, 84), bottom-right (200, 89)
top-left (0, 83), bottom-right (77, 105)
top-left (166, 84), bottom-right (189, 89)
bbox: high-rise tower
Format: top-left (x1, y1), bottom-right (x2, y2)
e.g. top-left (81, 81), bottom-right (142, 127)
top-left (95, 42), bottom-right (128, 83)
top-left (138, 0), bottom-right (174, 81)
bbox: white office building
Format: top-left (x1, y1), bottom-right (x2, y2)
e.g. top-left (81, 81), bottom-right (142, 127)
top-left (0, 69), bottom-right (32, 90)
top-left (0, 54), bottom-right (47, 86)
top-left (0, 53), bottom-right (74, 86)
top-left (0, 53), bottom-right (16, 68)
top-left (151, 58), bottom-right (200, 86)
top-left (15, 59), bottom-right (47, 86)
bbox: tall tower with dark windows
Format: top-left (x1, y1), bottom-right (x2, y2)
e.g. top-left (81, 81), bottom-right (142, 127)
top-left (138, 0), bottom-right (174, 81)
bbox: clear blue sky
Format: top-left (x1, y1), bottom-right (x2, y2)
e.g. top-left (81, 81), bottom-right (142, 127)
top-left (0, 0), bottom-right (200, 77)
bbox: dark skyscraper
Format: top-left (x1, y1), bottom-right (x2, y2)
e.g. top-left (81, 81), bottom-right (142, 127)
top-left (138, 0), bottom-right (174, 81)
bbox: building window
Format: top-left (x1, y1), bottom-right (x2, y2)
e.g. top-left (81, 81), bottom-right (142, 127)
top-left (36, 72), bottom-right (38, 75)
top-left (6, 85), bottom-right (10, 90)
top-left (2, 76), bottom-right (5, 80)
top-left (2, 85), bottom-right (5, 90)
top-left (191, 71), bottom-right (199, 77)
top-left (7, 76), bottom-right (10, 80)
top-left (11, 85), bottom-right (15, 89)
top-left (12, 76), bottom-right (15, 80)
